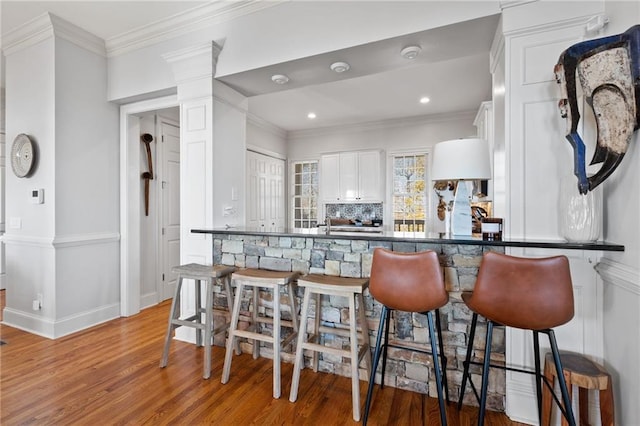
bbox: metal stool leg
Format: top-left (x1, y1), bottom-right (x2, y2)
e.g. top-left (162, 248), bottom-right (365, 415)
top-left (533, 331), bottom-right (543, 425)
top-left (380, 308), bottom-right (392, 388)
top-left (428, 310), bottom-right (448, 426)
top-left (478, 320), bottom-right (494, 426)
top-left (458, 312), bottom-right (478, 409)
top-left (548, 329), bottom-right (576, 426)
top-left (363, 305), bottom-right (389, 426)
top-left (435, 308), bottom-right (450, 403)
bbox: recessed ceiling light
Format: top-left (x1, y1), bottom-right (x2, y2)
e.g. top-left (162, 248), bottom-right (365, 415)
top-left (271, 74), bottom-right (290, 84)
top-left (401, 45), bottom-right (422, 60)
top-left (307, 112), bottom-right (317, 119)
top-left (420, 97), bottom-right (430, 104)
top-left (330, 62), bottom-right (350, 73)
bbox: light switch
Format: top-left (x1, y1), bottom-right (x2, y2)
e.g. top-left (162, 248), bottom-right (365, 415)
top-left (9, 217), bottom-right (22, 229)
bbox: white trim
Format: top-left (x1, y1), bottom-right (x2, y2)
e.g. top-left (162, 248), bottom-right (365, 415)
top-left (2, 12), bottom-right (106, 57)
top-left (52, 232), bottom-right (120, 248)
top-left (1, 234), bottom-right (54, 247)
top-left (247, 113), bottom-right (287, 140)
top-left (288, 110), bottom-right (477, 140)
top-left (120, 95), bottom-right (179, 317)
top-left (503, 14), bottom-right (595, 38)
top-left (247, 145), bottom-right (287, 161)
top-left (105, 1), bottom-right (285, 57)
top-left (596, 258), bottom-right (640, 295)
top-left (2, 302), bottom-right (120, 339)
top-left (141, 292), bottom-right (159, 310)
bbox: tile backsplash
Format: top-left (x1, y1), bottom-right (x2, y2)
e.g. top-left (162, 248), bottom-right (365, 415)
top-left (325, 203), bottom-right (383, 222)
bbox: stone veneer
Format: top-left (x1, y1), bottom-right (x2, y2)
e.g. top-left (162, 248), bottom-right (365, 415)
top-left (209, 233), bottom-right (507, 411)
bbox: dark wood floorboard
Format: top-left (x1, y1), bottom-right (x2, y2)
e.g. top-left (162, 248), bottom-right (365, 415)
top-left (0, 291), bottom-right (526, 425)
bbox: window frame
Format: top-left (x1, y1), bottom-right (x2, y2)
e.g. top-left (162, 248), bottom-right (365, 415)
top-left (289, 159), bottom-right (319, 229)
top-left (387, 150), bottom-right (435, 233)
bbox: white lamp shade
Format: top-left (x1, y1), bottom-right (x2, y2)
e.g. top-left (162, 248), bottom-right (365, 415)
top-left (431, 138), bottom-right (491, 181)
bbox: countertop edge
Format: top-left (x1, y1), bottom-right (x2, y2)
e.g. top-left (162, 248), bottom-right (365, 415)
top-left (191, 228), bottom-right (624, 252)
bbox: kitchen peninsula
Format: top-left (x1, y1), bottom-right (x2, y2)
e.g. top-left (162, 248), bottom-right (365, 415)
top-left (192, 227), bottom-right (622, 412)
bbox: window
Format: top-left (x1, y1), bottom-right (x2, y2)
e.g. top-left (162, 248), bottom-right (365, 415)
top-left (392, 154), bottom-right (427, 232)
top-left (291, 161), bottom-right (318, 228)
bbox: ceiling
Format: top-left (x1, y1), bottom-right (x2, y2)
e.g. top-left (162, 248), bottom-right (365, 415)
top-left (1, 2), bottom-right (500, 132)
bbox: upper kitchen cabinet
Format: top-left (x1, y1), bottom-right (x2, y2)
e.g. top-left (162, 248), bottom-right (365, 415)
top-left (321, 150), bottom-right (384, 203)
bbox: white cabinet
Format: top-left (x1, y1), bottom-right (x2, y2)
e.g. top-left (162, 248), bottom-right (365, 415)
top-left (320, 150), bottom-right (383, 203)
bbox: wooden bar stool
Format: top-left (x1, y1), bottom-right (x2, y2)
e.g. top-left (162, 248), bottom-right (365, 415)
top-left (221, 268), bottom-right (300, 398)
top-left (160, 263), bottom-right (236, 379)
top-left (363, 248), bottom-right (450, 426)
top-left (542, 352), bottom-right (614, 426)
top-left (289, 274), bottom-right (372, 421)
top-left (457, 251), bottom-right (576, 426)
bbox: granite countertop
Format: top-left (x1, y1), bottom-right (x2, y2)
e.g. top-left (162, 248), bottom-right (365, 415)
top-left (191, 227), bottom-right (624, 252)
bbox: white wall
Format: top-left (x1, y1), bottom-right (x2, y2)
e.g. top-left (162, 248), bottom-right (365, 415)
top-left (247, 117), bottom-right (287, 158)
top-left (0, 53), bottom-right (5, 290)
top-left (287, 112), bottom-right (477, 160)
top-left (599, 2), bottom-right (640, 423)
top-left (3, 18), bottom-right (120, 337)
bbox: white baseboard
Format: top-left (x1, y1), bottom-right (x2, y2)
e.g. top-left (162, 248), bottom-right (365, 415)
top-left (2, 303), bottom-right (120, 339)
top-left (140, 292), bottom-right (158, 310)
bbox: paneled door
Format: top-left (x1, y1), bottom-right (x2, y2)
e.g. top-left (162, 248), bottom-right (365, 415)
top-left (160, 120), bottom-right (180, 301)
top-left (247, 151), bottom-right (285, 232)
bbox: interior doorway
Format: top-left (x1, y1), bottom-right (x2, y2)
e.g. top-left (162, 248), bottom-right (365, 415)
top-left (120, 95), bottom-right (179, 317)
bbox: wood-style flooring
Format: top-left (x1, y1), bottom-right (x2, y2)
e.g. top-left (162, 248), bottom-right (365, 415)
top-left (0, 291), bottom-right (525, 425)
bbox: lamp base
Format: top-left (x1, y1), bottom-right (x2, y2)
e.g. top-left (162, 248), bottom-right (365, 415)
top-left (451, 181), bottom-right (472, 236)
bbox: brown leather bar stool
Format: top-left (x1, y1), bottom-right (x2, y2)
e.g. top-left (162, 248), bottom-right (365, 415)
top-left (363, 248), bottom-right (450, 426)
top-left (457, 251), bottom-right (576, 426)
top-left (289, 274), bottom-right (372, 421)
top-left (221, 268), bottom-right (300, 398)
top-left (160, 263), bottom-right (236, 379)
top-left (542, 352), bottom-right (614, 426)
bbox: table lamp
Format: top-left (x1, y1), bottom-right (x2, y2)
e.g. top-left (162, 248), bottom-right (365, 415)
top-left (431, 138), bottom-right (491, 236)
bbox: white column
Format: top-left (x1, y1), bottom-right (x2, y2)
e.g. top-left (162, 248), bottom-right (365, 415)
top-left (500, 2), bottom-right (606, 423)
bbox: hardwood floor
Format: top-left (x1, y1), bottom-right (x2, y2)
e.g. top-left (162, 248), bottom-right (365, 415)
top-left (0, 293), bottom-right (524, 425)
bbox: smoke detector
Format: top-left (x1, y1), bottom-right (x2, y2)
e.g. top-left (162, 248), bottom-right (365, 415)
top-left (400, 45), bottom-right (421, 60)
top-left (330, 62), bottom-right (350, 73)
top-left (271, 74), bottom-right (290, 84)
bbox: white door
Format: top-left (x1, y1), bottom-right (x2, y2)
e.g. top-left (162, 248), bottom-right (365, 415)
top-left (246, 151), bottom-right (285, 231)
top-left (160, 120), bottom-right (180, 301)
top-left (268, 159), bottom-right (285, 231)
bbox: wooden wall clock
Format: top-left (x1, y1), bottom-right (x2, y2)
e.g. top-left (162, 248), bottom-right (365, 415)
top-left (10, 133), bottom-right (37, 178)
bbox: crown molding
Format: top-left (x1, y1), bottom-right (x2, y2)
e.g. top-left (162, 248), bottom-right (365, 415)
top-left (288, 110), bottom-right (477, 140)
top-left (2, 12), bottom-right (106, 57)
top-left (162, 41), bottom-right (222, 85)
top-left (247, 113), bottom-right (287, 139)
top-left (106, 1), bottom-right (287, 57)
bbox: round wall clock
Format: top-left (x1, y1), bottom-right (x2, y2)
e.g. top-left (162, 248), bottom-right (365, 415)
top-left (11, 133), bottom-right (37, 178)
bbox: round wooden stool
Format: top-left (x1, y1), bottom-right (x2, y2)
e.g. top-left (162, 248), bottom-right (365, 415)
top-left (542, 352), bottom-right (614, 426)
